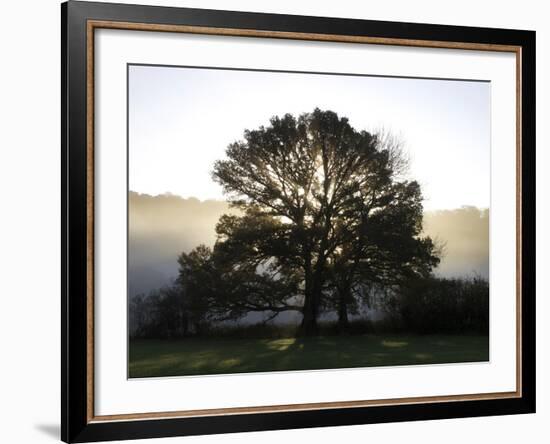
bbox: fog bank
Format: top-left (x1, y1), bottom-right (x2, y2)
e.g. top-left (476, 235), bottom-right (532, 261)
top-left (129, 192), bottom-right (489, 298)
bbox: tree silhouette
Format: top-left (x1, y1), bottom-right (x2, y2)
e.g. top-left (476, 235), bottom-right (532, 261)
top-left (177, 240), bottom-right (301, 325)
top-left (211, 108), bottom-right (438, 335)
top-left (327, 180), bottom-right (440, 330)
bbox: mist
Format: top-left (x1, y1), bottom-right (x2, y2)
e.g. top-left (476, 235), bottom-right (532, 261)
top-left (128, 191), bottom-right (489, 298)
top-left (423, 207), bottom-right (489, 279)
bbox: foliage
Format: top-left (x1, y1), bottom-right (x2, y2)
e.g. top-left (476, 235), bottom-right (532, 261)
top-left (383, 276), bottom-right (489, 334)
top-left (129, 110), bottom-right (495, 339)
top-left (130, 275), bottom-right (489, 339)
top-left (129, 286), bottom-right (188, 339)
top-left (211, 109), bottom-right (439, 334)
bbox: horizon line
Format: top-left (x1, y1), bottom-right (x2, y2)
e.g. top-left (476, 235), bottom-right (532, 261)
top-left (128, 190), bottom-right (489, 212)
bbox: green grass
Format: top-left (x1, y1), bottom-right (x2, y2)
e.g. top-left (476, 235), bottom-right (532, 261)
top-left (128, 334), bottom-right (489, 378)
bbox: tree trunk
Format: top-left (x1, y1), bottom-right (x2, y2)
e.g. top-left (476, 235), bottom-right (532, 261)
top-left (300, 256), bottom-right (328, 336)
top-left (300, 293), bottom-right (318, 336)
top-left (299, 257), bottom-right (319, 336)
top-left (298, 205), bottom-right (330, 336)
top-left (337, 286), bottom-right (350, 333)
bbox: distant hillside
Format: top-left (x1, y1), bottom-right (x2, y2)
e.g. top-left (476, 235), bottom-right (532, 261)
top-left (128, 191), bottom-right (489, 297)
top-left (423, 207), bottom-right (489, 279)
top-left (128, 192), bottom-right (232, 297)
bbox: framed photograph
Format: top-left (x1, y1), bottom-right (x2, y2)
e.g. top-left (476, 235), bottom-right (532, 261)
top-left (61, 1), bottom-right (535, 442)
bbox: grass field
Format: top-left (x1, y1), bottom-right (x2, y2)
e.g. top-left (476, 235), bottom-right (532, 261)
top-left (129, 334), bottom-right (489, 378)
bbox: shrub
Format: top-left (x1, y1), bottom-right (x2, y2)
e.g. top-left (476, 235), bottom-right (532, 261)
top-left (383, 276), bottom-right (489, 334)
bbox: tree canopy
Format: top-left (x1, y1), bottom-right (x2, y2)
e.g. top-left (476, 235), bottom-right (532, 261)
top-left (178, 109), bottom-right (439, 335)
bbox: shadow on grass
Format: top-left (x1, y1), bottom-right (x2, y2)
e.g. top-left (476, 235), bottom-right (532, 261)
top-left (129, 334), bottom-right (489, 379)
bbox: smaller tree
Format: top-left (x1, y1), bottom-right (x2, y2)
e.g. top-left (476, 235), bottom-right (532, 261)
top-left (129, 286), bottom-right (188, 338)
top-left (177, 241), bottom-right (302, 327)
top-left (176, 245), bottom-right (220, 334)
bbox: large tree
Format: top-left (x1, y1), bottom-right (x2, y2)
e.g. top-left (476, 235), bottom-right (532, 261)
top-left (212, 109), bottom-right (439, 335)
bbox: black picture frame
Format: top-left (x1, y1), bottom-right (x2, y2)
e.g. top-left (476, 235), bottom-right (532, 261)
top-left (61, 1), bottom-right (536, 442)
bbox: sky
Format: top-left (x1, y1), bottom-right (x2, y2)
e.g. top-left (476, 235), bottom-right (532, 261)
top-left (128, 64), bottom-right (491, 211)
